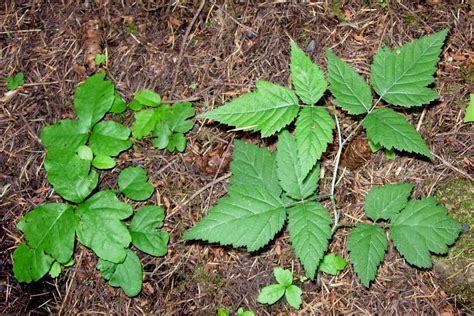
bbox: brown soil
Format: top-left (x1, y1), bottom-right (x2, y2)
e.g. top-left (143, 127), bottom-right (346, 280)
top-left (1, 1), bottom-right (473, 315)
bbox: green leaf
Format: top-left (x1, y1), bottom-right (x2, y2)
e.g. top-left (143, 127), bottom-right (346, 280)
top-left (327, 50), bottom-right (372, 115)
top-left (217, 308), bottom-right (230, 316)
top-left (390, 197), bottom-right (461, 268)
top-left (109, 93), bottom-right (127, 114)
top-left (318, 253), bottom-right (347, 275)
top-left (131, 109), bottom-right (159, 139)
top-left (237, 308), bottom-right (255, 316)
top-left (363, 108), bottom-right (431, 158)
top-left (75, 190), bottom-right (132, 263)
top-left (73, 72), bottom-right (115, 128)
top-left (128, 100), bottom-right (143, 111)
top-left (95, 53), bottom-right (106, 66)
top-left (347, 224), bottom-right (387, 287)
top-left (77, 145), bottom-right (93, 161)
top-left (135, 89), bottom-right (161, 107)
top-left (290, 41), bottom-right (326, 105)
top-left (13, 243), bottom-right (53, 282)
top-left (364, 183), bottom-right (413, 221)
top-left (130, 206), bottom-right (169, 256)
top-left (464, 93), bottom-right (474, 123)
top-left (152, 121), bottom-right (171, 149)
top-left (92, 155), bottom-right (116, 169)
top-left (371, 29), bottom-right (448, 107)
top-left (118, 167), bottom-right (154, 201)
top-left (44, 150), bottom-right (98, 203)
top-left (183, 184), bottom-right (286, 252)
top-left (97, 249), bottom-right (142, 297)
top-left (295, 107), bottom-right (335, 178)
top-left (287, 202), bottom-right (332, 278)
top-left (17, 203), bottom-right (76, 263)
top-left (166, 133), bottom-right (187, 152)
top-left (285, 285), bottom-right (303, 309)
top-left (199, 80), bottom-right (299, 137)
top-left (6, 72), bottom-right (25, 90)
top-left (49, 261), bottom-right (61, 278)
top-left (257, 284), bottom-right (286, 305)
top-left (165, 102), bottom-right (195, 133)
top-left (228, 141), bottom-right (280, 195)
top-left (40, 119), bottom-right (89, 152)
top-left (89, 121), bottom-right (132, 157)
top-left (274, 267), bottom-right (293, 287)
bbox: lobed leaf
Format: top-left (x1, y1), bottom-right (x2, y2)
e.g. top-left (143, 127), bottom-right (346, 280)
top-left (40, 119), bottom-right (89, 152)
top-left (274, 267), bottom-right (293, 287)
top-left (134, 89), bottom-right (161, 107)
top-left (257, 284), bottom-right (286, 305)
top-left (364, 183), bottom-right (414, 221)
top-left (13, 243), bottom-right (53, 283)
top-left (347, 224), bottom-right (387, 287)
top-left (285, 285), bottom-right (302, 309)
top-left (130, 206), bottom-right (169, 256)
top-left (132, 109), bottom-right (160, 139)
top-left (118, 167), bottom-right (154, 201)
top-left (318, 253), bottom-right (347, 275)
top-left (89, 121), bottom-right (132, 157)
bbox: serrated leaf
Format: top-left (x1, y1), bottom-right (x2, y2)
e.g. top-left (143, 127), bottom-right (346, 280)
top-left (276, 130), bottom-right (320, 200)
top-left (184, 184), bottom-right (286, 252)
top-left (131, 109), bottom-right (160, 139)
top-left (13, 243), bottom-right (53, 282)
top-left (40, 119), bottom-right (89, 152)
top-left (257, 284), bottom-right (286, 305)
top-left (73, 72), bottom-right (115, 128)
top-left (287, 202), bottom-right (332, 278)
top-left (130, 206), bottom-right (169, 256)
top-left (364, 183), bottom-right (413, 221)
top-left (285, 285), bottom-right (302, 309)
top-left (17, 203), bottom-right (76, 263)
top-left (118, 167), bottom-right (154, 201)
top-left (75, 190), bottom-right (132, 263)
top-left (97, 249), bottom-right (142, 297)
top-left (109, 93), bottom-right (127, 114)
top-left (89, 121), bottom-right (132, 157)
top-left (290, 41), bottom-right (326, 105)
top-left (390, 197), bottom-right (461, 268)
top-left (92, 155), bottom-right (116, 169)
top-left (274, 267), bottom-right (293, 287)
top-left (199, 80), bottom-right (299, 137)
top-left (295, 107), bottom-right (335, 178)
top-left (229, 141), bottom-right (280, 195)
top-left (318, 253), bottom-right (347, 275)
top-left (363, 108), bottom-right (431, 158)
top-left (347, 224), bottom-right (387, 287)
top-left (327, 50), bottom-right (372, 115)
top-left (135, 89), bottom-right (161, 107)
top-left (44, 150), bottom-right (98, 203)
top-left (371, 29), bottom-right (448, 107)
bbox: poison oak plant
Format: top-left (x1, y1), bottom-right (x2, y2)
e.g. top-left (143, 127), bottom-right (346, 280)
top-left (12, 73), bottom-right (188, 297)
top-left (184, 29), bottom-right (462, 287)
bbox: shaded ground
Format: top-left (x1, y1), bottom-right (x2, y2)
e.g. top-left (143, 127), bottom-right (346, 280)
top-left (1, 0), bottom-right (473, 314)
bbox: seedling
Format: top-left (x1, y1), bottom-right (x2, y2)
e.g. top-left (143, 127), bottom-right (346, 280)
top-left (184, 29), bottom-right (461, 289)
top-left (95, 53), bottom-right (106, 66)
top-left (257, 268), bottom-right (302, 309)
top-left (6, 72), bottom-right (24, 90)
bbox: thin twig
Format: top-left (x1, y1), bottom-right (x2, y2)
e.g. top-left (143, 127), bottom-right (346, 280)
top-left (161, 96), bottom-right (201, 104)
top-left (170, 0), bottom-right (206, 97)
top-left (432, 152), bottom-right (473, 181)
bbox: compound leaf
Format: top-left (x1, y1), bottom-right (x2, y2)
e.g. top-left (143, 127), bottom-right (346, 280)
top-left (390, 197), bottom-right (461, 268)
top-left (184, 184), bottom-right (286, 252)
top-left (199, 80), bottom-right (299, 137)
top-left (89, 121), bottom-right (132, 157)
top-left (257, 284), bottom-right (286, 305)
top-left (118, 167), bottom-right (154, 201)
top-left (134, 89), bottom-right (161, 107)
top-left (276, 130), bottom-right (320, 200)
top-left (318, 253), bottom-right (347, 275)
top-left (363, 108), bottom-right (431, 158)
top-left (97, 249), bottom-right (142, 297)
top-left (130, 206), bottom-right (169, 256)
top-left (132, 109), bottom-right (160, 139)
top-left (285, 285), bottom-right (302, 309)
top-left (295, 107), bottom-right (335, 177)
top-left (74, 72), bottom-right (115, 128)
top-left (327, 50), bottom-right (372, 115)
top-left (44, 150), bottom-right (98, 203)
top-left (13, 243), bottom-right (53, 283)
top-left (347, 224), bottom-right (387, 287)
top-left (287, 202), bottom-right (332, 279)
top-left (75, 190), bottom-right (132, 263)
top-left (364, 183), bottom-right (414, 221)
top-left (371, 29), bottom-right (448, 107)
top-left (290, 41), bottom-right (326, 105)
top-left (40, 119), bottom-right (89, 152)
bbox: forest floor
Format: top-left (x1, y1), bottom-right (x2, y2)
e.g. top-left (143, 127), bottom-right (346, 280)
top-left (1, 1), bottom-right (473, 315)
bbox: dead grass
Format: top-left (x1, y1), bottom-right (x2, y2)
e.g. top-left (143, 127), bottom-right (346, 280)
top-left (1, 0), bottom-right (472, 314)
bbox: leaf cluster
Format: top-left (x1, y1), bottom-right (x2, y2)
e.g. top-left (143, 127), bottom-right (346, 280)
top-left (257, 268), bottom-right (302, 309)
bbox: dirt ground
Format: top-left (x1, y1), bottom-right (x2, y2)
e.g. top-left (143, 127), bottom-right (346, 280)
top-left (1, 0), bottom-right (473, 315)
